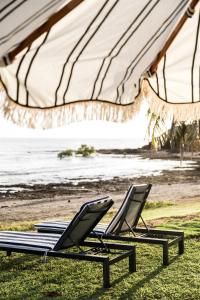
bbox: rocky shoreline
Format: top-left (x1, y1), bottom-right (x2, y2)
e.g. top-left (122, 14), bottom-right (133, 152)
top-left (1, 149), bottom-right (200, 223)
top-left (1, 149), bottom-right (200, 201)
top-left (98, 147), bottom-right (199, 159)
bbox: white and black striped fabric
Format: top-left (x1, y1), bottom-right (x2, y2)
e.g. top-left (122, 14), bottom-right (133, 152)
top-left (0, 231), bottom-right (59, 250)
top-left (36, 220), bottom-right (71, 234)
top-left (147, 1), bottom-right (200, 104)
top-left (0, 197), bottom-right (113, 252)
top-left (0, 0), bottom-right (68, 59)
top-left (0, 0), bottom-right (189, 113)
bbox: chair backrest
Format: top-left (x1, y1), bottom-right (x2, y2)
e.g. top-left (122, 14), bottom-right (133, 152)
top-left (53, 196), bottom-right (113, 251)
top-left (105, 184), bottom-right (152, 235)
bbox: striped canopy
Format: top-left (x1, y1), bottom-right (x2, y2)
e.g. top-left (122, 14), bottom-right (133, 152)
top-left (0, 0), bottom-right (199, 128)
top-left (146, 0), bottom-right (200, 121)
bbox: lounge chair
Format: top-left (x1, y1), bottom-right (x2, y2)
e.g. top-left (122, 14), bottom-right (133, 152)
top-left (0, 197), bottom-right (136, 288)
top-left (35, 184), bottom-right (184, 266)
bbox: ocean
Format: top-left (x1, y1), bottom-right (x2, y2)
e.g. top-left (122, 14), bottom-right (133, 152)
top-left (0, 137), bottom-right (196, 192)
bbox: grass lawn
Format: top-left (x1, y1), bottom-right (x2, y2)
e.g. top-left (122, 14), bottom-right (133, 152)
top-left (0, 207), bottom-right (199, 299)
top-left (143, 200), bottom-right (200, 221)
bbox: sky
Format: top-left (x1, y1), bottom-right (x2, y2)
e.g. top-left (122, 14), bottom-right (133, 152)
top-left (0, 103), bottom-right (150, 143)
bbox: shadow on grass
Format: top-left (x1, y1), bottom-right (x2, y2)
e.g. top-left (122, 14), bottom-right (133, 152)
top-left (80, 267), bottom-right (164, 300)
top-left (78, 253), bottom-right (182, 300)
top-left (0, 253), bottom-right (44, 271)
top-left (0, 250), bottom-right (183, 300)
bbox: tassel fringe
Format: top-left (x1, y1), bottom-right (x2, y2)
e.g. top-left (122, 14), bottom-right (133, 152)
top-left (141, 79), bottom-right (200, 122)
top-left (0, 88), bottom-right (143, 129)
top-left (2, 79), bottom-right (199, 129)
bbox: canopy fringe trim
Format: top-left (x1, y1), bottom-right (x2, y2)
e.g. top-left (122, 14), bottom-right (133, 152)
top-left (140, 79), bottom-right (200, 122)
top-left (0, 88), bottom-right (143, 129)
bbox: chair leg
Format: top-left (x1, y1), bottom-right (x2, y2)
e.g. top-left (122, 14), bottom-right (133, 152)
top-left (6, 251), bottom-right (11, 256)
top-left (163, 243), bottom-right (169, 266)
top-left (103, 259), bottom-right (110, 288)
top-left (129, 247), bottom-right (136, 273)
top-left (178, 237), bottom-right (184, 255)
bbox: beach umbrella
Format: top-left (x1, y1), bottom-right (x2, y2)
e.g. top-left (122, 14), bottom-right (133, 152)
top-left (0, 0), bottom-right (199, 128)
top-left (145, 0), bottom-right (200, 122)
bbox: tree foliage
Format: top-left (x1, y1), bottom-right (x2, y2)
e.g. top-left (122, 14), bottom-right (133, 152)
top-left (146, 110), bottom-right (200, 162)
top-left (57, 144), bottom-right (95, 159)
top-left (57, 149), bottom-right (73, 159)
top-left (76, 144), bottom-right (95, 157)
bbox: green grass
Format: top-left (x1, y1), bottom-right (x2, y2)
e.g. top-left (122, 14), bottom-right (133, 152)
top-left (143, 200), bottom-right (200, 221)
top-left (0, 239), bottom-right (199, 299)
top-left (0, 216), bottom-right (199, 300)
top-left (0, 222), bottom-right (34, 232)
top-left (158, 217), bottom-right (200, 238)
top-left (144, 201), bottom-right (173, 210)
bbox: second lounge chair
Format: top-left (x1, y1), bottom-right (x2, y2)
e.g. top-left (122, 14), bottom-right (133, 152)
top-left (35, 184), bottom-right (184, 266)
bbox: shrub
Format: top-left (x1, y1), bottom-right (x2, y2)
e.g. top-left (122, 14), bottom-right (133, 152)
top-left (76, 144), bottom-right (95, 157)
top-left (57, 145), bottom-right (96, 159)
top-left (57, 149), bottom-right (73, 159)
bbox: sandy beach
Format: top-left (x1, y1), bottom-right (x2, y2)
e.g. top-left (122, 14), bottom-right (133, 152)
top-left (1, 150), bottom-right (200, 224)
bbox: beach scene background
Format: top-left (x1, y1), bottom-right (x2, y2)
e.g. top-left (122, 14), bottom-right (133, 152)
top-left (0, 1), bottom-right (200, 298)
top-left (0, 137), bottom-right (195, 190)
